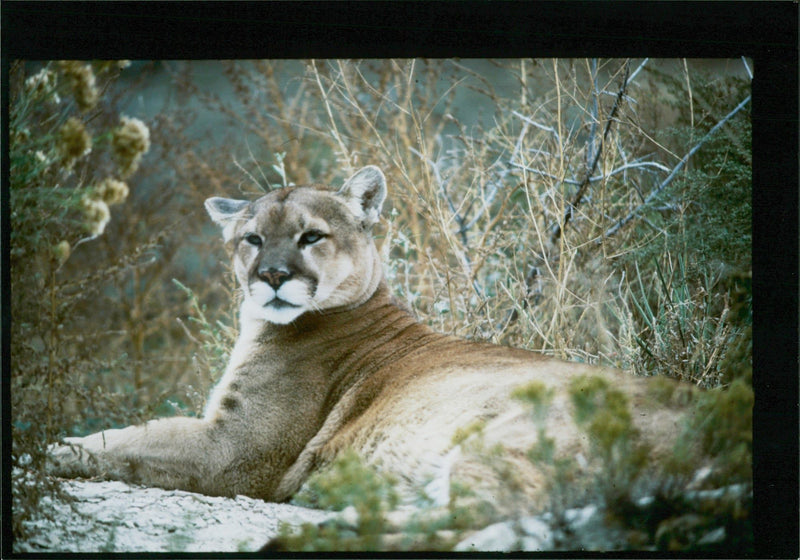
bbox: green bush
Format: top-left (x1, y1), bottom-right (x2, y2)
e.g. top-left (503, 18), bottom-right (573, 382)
top-left (618, 68), bottom-right (751, 384)
top-left (280, 449), bottom-right (398, 550)
top-left (10, 60), bottom-right (155, 538)
top-left (568, 376), bottom-right (650, 508)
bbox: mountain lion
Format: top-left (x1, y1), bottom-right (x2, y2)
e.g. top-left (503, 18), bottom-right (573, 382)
top-left (48, 166), bottom-right (693, 511)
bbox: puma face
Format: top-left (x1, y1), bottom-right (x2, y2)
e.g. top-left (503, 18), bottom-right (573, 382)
top-left (205, 166), bottom-right (387, 325)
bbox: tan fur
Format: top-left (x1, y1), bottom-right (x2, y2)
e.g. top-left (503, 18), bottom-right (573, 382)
top-left (48, 166), bottom-right (691, 510)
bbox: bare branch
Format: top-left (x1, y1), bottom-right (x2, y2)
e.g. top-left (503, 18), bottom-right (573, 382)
top-left (508, 161), bottom-right (582, 186)
top-left (627, 58), bottom-right (650, 84)
top-left (310, 60), bottom-right (352, 170)
top-left (550, 59), bottom-right (632, 243)
top-left (590, 160), bottom-right (671, 182)
top-left (601, 94), bottom-right (752, 240)
top-left (511, 110), bottom-right (561, 143)
top-left (741, 57), bottom-right (753, 80)
top-left (511, 121), bottom-right (529, 164)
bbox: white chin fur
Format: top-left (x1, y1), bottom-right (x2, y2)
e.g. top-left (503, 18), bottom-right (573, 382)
top-left (241, 296), bottom-right (307, 325)
top-left (262, 303), bottom-right (306, 324)
top-left (245, 280), bottom-right (310, 325)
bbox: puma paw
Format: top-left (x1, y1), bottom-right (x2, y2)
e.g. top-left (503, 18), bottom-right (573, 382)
top-left (46, 438), bottom-right (101, 478)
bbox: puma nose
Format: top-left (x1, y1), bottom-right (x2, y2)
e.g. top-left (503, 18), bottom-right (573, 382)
top-left (258, 267), bottom-right (292, 289)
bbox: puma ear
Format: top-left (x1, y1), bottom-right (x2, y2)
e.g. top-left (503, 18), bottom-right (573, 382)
top-left (205, 197), bottom-right (249, 242)
top-left (338, 166), bottom-right (387, 227)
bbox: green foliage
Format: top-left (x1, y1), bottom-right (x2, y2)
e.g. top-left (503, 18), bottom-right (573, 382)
top-left (683, 377), bottom-right (753, 485)
top-left (510, 382), bottom-right (579, 518)
top-left (646, 375), bottom-right (697, 408)
top-left (172, 279), bottom-right (236, 388)
top-left (443, 482), bottom-right (497, 531)
top-left (282, 449), bottom-right (398, 550)
top-left (512, 381), bottom-right (555, 424)
top-left (276, 447), bottom-right (503, 551)
top-left (622, 252), bottom-right (747, 386)
top-left (618, 66), bottom-right (752, 387)
top-left (450, 418), bottom-right (486, 446)
top-left (569, 376), bottom-right (650, 507)
top-left (512, 381), bottom-right (559, 464)
top-left (645, 69), bottom-right (751, 277)
top-left (9, 60), bottom-right (156, 540)
top-left (293, 449), bottom-right (399, 514)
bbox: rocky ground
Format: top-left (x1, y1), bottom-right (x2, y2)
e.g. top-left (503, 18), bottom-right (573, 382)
top-left (13, 479), bottom-right (336, 553)
top-left (13, 477), bottom-right (749, 553)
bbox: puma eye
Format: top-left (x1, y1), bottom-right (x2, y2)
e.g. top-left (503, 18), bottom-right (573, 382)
top-left (244, 233), bottom-right (262, 247)
top-left (298, 230), bottom-right (326, 246)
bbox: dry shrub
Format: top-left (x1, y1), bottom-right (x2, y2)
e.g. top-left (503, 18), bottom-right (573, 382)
top-left (185, 59), bottom-right (749, 372)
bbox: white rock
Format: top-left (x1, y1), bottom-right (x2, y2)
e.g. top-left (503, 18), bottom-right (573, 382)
top-left (454, 521), bottom-right (518, 552)
top-left (340, 505), bottom-right (360, 528)
top-left (698, 526), bottom-right (726, 546)
top-left (13, 479), bottom-right (336, 553)
top-left (520, 536), bottom-right (547, 551)
top-left (564, 504), bottom-right (599, 529)
top-left (518, 516), bottom-right (554, 549)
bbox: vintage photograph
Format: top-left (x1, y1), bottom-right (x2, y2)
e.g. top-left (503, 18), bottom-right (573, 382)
top-left (10, 57), bottom-right (754, 552)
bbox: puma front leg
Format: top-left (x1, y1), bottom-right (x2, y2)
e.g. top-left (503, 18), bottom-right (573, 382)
top-left (47, 416), bottom-right (239, 497)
